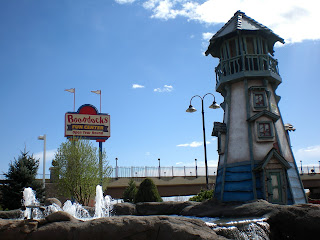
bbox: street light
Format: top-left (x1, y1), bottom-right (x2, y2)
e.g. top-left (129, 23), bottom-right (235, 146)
top-left (115, 158), bottom-right (118, 179)
top-left (300, 160), bottom-right (303, 175)
top-left (186, 93), bottom-right (220, 189)
top-left (195, 158), bottom-right (198, 178)
top-left (158, 158), bottom-right (161, 179)
top-left (38, 134), bottom-right (46, 187)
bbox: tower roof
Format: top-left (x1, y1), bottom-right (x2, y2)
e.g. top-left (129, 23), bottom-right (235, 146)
top-left (205, 11), bottom-right (284, 57)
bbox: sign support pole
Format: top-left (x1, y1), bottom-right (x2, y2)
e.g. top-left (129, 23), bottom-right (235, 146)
top-left (99, 141), bottom-right (103, 186)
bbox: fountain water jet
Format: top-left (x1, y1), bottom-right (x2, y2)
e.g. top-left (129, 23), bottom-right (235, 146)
top-left (22, 187), bottom-right (43, 219)
top-left (22, 185), bottom-right (113, 220)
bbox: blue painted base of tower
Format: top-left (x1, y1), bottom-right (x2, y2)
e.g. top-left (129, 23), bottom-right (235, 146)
top-left (214, 162), bottom-right (301, 204)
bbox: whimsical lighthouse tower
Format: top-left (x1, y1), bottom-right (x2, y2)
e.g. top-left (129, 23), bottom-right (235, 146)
top-left (206, 11), bottom-right (306, 204)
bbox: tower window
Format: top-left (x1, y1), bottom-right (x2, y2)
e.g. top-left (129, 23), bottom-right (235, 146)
top-left (228, 39), bottom-right (237, 58)
top-left (253, 92), bottom-right (267, 108)
top-left (257, 122), bottom-right (273, 138)
top-left (246, 37), bottom-right (255, 54)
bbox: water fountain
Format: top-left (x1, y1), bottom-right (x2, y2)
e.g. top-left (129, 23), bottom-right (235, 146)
top-left (22, 187), bottom-right (43, 219)
top-left (208, 218), bottom-right (270, 240)
top-left (19, 186), bottom-right (271, 239)
top-left (22, 185), bottom-right (113, 220)
top-left (94, 185), bottom-right (112, 218)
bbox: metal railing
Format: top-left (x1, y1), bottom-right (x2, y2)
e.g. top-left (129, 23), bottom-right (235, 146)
top-left (215, 54), bottom-right (279, 83)
top-left (0, 174), bottom-right (50, 180)
top-left (298, 166), bottom-right (320, 175)
top-left (109, 166), bottom-right (217, 178)
top-left (1, 165), bottom-right (319, 180)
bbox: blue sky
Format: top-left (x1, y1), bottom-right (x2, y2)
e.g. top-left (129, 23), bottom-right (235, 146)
top-left (1, 0), bottom-right (320, 176)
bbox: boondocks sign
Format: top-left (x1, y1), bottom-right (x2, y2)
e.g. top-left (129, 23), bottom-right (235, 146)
top-left (65, 104), bottom-right (110, 140)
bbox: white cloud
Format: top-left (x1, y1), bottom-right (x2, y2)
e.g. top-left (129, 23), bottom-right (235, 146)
top-left (293, 145), bottom-right (320, 165)
top-left (177, 141), bottom-right (210, 147)
top-left (34, 149), bottom-right (57, 164)
top-left (118, 0), bottom-right (320, 44)
top-left (154, 85), bottom-right (173, 92)
top-left (115, 0), bottom-right (136, 4)
top-left (202, 32), bottom-right (214, 41)
top-left (132, 84), bottom-right (145, 89)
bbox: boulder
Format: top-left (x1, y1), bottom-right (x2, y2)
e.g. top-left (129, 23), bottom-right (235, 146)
top-left (181, 199), bottom-right (282, 218)
top-left (113, 202), bottom-right (137, 215)
top-left (45, 211), bottom-right (79, 223)
top-left (135, 201), bottom-right (199, 216)
top-left (267, 204), bottom-right (320, 240)
top-left (44, 198), bottom-right (62, 208)
top-left (0, 215), bottom-right (228, 240)
top-left (0, 219), bottom-right (38, 240)
top-left (0, 210), bottom-right (23, 219)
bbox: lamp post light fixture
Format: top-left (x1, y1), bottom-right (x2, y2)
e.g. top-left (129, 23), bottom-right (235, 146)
top-left (186, 93), bottom-right (220, 189)
top-left (158, 158), bottom-right (161, 179)
top-left (38, 134), bottom-right (46, 187)
top-left (300, 160), bottom-right (303, 175)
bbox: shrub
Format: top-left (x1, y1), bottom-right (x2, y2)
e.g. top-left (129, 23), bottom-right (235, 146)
top-left (189, 189), bottom-right (214, 202)
top-left (122, 179), bottom-right (138, 203)
top-left (134, 178), bottom-right (162, 203)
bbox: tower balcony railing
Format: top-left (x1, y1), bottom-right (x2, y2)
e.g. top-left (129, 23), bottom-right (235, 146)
top-left (215, 54), bottom-right (279, 84)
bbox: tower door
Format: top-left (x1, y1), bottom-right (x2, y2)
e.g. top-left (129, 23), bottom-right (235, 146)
top-left (267, 171), bottom-right (284, 204)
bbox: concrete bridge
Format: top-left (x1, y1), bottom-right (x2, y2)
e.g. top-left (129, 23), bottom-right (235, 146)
top-left (1, 166), bottom-right (320, 199)
top-left (105, 173), bottom-right (320, 199)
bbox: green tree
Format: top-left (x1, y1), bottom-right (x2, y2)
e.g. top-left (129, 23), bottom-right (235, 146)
top-left (189, 189), bottom-right (214, 202)
top-left (1, 150), bottom-right (44, 210)
top-left (53, 138), bottom-right (111, 205)
top-left (122, 179), bottom-right (138, 203)
top-left (134, 178), bottom-right (162, 203)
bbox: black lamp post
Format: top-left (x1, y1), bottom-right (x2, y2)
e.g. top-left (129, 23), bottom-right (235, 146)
top-left (158, 158), bottom-right (161, 179)
top-left (186, 93), bottom-right (220, 189)
top-left (195, 158), bottom-right (198, 178)
top-left (300, 160), bottom-right (303, 175)
top-left (115, 158), bottom-right (118, 179)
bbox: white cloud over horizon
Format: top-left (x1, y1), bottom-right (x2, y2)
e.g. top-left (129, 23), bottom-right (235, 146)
top-left (116, 0), bottom-right (320, 44)
top-left (115, 0), bottom-right (136, 4)
top-left (34, 149), bottom-right (57, 164)
top-left (177, 141), bottom-right (211, 147)
top-left (293, 145), bottom-right (320, 165)
top-left (154, 85), bottom-right (173, 92)
top-left (132, 84), bottom-right (145, 89)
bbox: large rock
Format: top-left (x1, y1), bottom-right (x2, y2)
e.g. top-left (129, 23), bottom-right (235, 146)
top-left (44, 211), bottom-right (78, 223)
top-left (113, 202), bottom-right (137, 215)
top-left (181, 199), bottom-right (282, 218)
top-left (135, 201), bottom-right (199, 216)
top-left (0, 210), bottom-right (23, 220)
top-left (0, 215), bottom-right (228, 240)
top-left (267, 204), bottom-right (320, 240)
top-left (44, 198), bottom-right (62, 208)
top-left (0, 219), bottom-right (39, 239)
